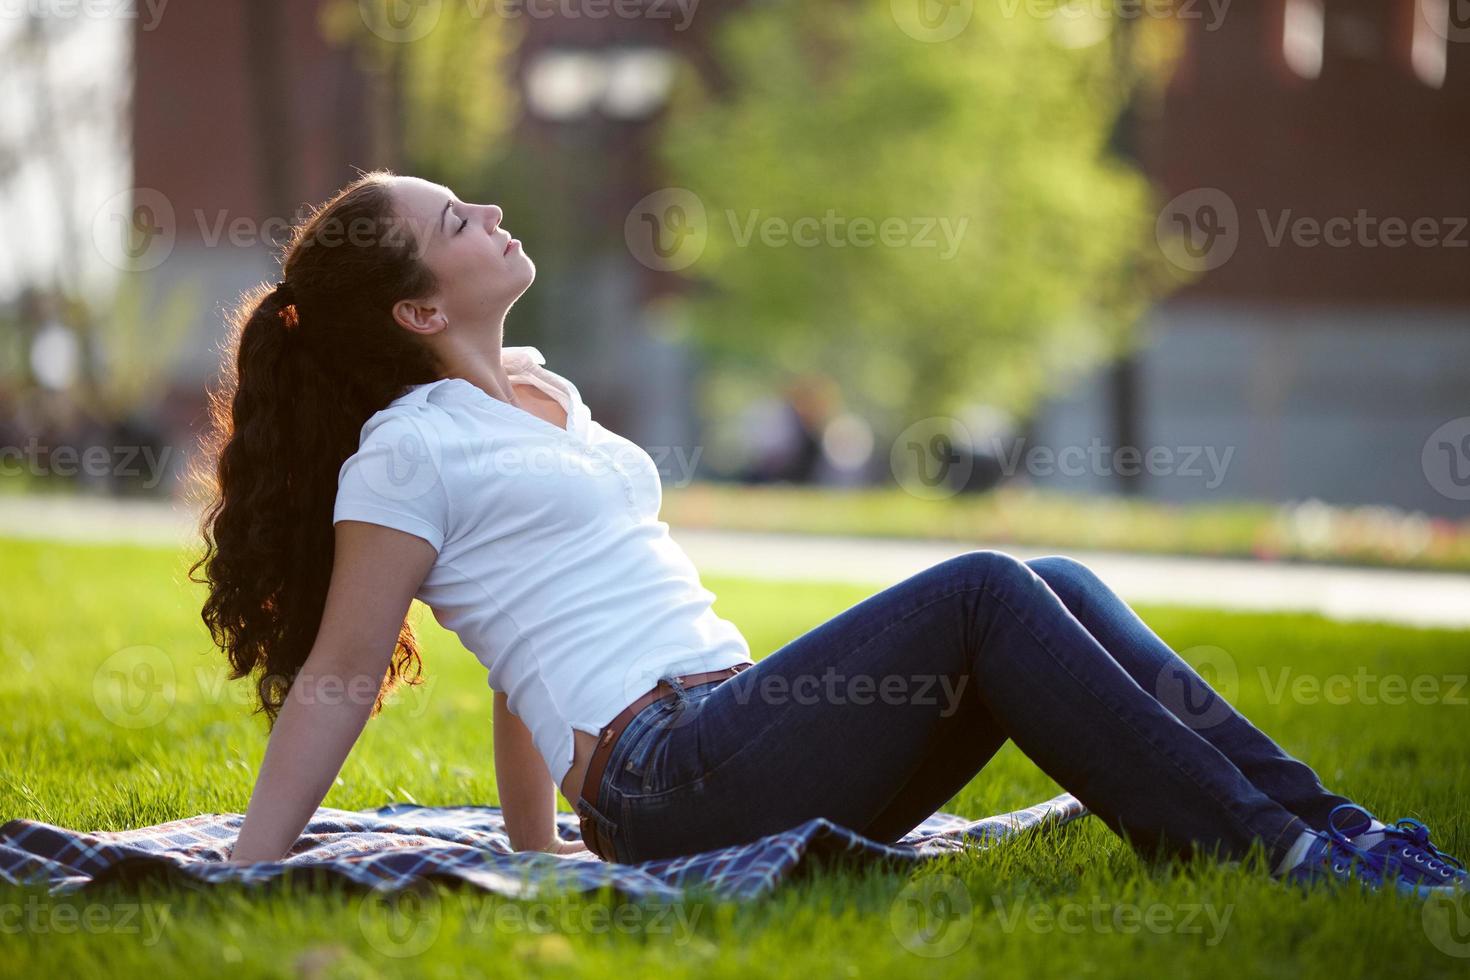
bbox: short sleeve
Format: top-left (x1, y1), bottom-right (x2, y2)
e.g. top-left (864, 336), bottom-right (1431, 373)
top-left (333, 407), bottom-right (451, 554)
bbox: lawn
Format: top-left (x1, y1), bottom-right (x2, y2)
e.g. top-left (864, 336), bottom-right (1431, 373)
top-left (2, 536), bottom-right (1468, 978)
top-left (661, 482), bottom-right (1470, 573)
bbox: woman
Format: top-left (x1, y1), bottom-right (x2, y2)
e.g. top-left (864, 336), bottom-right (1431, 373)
top-left (192, 171), bottom-right (1464, 894)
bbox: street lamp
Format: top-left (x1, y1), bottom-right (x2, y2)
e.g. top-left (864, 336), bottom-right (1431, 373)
top-left (522, 45), bottom-right (678, 122)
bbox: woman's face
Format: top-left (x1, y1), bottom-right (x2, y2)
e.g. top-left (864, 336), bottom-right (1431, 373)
top-left (389, 176), bottom-right (534, 335)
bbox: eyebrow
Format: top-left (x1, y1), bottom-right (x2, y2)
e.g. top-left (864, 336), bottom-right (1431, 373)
top-left (440, 199), bottom-right (452, 234)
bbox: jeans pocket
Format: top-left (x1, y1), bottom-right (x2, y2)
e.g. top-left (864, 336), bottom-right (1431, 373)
top-left (614, 695), bottom-right (672, 766)
top-left (574, 792), bottom-right (622, 861)
top-left (618, 699), bottom-right (712, 800)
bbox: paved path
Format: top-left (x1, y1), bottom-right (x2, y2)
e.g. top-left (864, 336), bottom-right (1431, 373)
top-left (3, 494), bottom-right (1467, 630)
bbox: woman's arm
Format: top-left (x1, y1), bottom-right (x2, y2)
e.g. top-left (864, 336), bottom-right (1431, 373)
top-left (493, 689), bottom-right (569, 853)
top-left (226, 520), bottom-right (438, 864)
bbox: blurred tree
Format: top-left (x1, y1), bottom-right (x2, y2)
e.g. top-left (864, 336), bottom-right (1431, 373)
top-left (655, 0), bottom-right (1181, 430)
top-left (319, 0), bottom-right (522, 193)
top-left (0, 13), bottom-right (197, 438)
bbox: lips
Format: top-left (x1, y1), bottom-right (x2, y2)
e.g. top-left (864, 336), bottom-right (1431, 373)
top-left (503, 237), bottom-right (518, 256)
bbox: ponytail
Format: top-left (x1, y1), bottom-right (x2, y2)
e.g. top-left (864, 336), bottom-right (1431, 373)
top-left (186, 171), bottom-right (443, 729)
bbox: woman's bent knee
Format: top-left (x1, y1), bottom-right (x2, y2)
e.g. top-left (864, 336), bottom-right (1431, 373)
top-left (1025, 554), bottom-right (1099, 590)
top-left (937, 548), bottom-right (1037, 589)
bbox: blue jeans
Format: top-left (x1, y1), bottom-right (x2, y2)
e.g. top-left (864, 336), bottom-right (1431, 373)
top-left (577, 550), bottom-right (1350, 866)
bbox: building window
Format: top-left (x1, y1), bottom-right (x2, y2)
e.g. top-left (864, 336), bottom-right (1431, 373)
top-left (1283, 0), bottom-right (1326, 79)
top-left (1411, 0), bottom-right (1449, 87)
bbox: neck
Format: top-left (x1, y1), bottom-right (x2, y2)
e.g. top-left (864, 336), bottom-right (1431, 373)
top-left (434, 320), bottom-right (522, 406)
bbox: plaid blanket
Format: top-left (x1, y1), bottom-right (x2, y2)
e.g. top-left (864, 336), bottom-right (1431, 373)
top-left (0, 794), bottom-right (1086, 903)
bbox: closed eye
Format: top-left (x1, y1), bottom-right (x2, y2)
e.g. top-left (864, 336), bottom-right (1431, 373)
top-left (457, 214), bottom-right (468, 234)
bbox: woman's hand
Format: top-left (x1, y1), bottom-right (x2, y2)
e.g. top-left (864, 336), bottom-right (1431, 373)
top-left (542, 837), bottom-right (591, 856)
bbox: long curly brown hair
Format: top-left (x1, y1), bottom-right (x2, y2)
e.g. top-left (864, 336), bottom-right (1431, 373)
top-left (186, 169), bottom-right (447, 729)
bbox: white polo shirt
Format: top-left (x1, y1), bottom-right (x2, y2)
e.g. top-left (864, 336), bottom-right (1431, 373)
top-left (332, 346), bottom-right (754, 794)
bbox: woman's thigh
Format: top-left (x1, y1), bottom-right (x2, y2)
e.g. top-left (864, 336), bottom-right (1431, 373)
top-left (611, 553), bottom-right (1006, 862)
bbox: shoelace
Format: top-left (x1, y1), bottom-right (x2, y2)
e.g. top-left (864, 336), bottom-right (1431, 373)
top-left (1385, 817), bottom-right (1466, 879)
top-left (1327, 804), bottom-right (1465, 882)
top-left (1314, 826), bottom-right (1386, 886)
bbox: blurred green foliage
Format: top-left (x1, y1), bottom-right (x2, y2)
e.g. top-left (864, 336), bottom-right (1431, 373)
top-left (319, 0), bottom-right (523, 191)
top-left (656, 1), bottom-right (1179, 428)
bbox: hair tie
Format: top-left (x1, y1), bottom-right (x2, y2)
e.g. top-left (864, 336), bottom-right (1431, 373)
top-left (274, 279), bottom-right (296, 307)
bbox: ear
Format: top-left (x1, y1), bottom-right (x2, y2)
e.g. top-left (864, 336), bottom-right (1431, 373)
top-left (391, 296), bottom-right (448, 338)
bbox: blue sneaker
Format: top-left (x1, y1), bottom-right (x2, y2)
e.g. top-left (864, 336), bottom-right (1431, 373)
top-left (1281, 829), bottom-right (1392, 895)
top-left (1327, 803), bottom-right (1468, 892)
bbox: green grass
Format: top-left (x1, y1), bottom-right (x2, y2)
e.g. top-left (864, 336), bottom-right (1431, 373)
top-left (2, 537), bottom-right (1468, 978)
top-left (662, 482), bottom-right (1470, 573)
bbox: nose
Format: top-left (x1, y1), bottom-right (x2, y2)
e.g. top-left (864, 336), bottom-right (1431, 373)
top-left (482, 204), bottom-right (503, 230)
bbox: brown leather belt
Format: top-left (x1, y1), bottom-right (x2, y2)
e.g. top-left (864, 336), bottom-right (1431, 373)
top-left (577, 662), bottom-right (753, 861)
